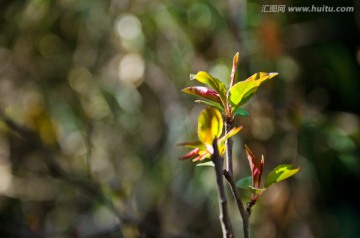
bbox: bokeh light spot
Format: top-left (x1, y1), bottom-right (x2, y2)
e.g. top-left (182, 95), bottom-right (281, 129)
top-left (118, 53), bottom-right (145, 87)
top-left (115, 14), bottom-right (142, 41)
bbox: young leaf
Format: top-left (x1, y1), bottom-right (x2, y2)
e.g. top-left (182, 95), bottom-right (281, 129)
top-left (183, 86), bottom-right (222, 104)
top-left (245, 145), bottom-right (264, 188)
top-left (177, 141), bottom-right (204, 149)
top-left (230, 52), bottom-right (239, 87)
top-left (195, 100), bottom-right (224, 112)
top-left (196, 161), bottom-right (215, 167)
top-left (192, 151), bottom-right (210, 162)
top-left (233, 108), bottom-right (250, 117)
top-left (218, 126), bottom-right (242, 146)
top-left (236, 176), bottom-right (252, 190)
top-left (191, 71), bottom-right (227, 103)
top-left (179, 148), bottom-right (200, 160)
top-left (249, 186), bottom-right (266, 196)
top-left (264, 164), bottom-right (300, 188)
top-left (197, 107), bottom-right (223, 145)
top-left (229, 72), bottom-right (278, 108)
top-left (236, 177), bottom-right (266, 196)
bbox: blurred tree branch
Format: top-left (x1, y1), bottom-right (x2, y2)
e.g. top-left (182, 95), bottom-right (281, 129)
top-left (0, 110), bottom-right (130, 236)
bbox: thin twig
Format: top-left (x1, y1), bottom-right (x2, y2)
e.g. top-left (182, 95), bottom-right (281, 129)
top-left (225, 121), bottom-right (234, 176)
top-left (212, 138), bottom-right (234, 238)
top-left (224, 171), bottom-right (250, 238)
top-left (223, 120), bottom-right (251, 238)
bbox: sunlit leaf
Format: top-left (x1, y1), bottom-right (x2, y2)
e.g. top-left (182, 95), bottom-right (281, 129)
top-left (197, 107), bottom-right (223, 145)
top-left (233, 108), bottom-right (249, 117)
top-left (196, 161), bottom-right (215, 167)
top-left (264, 164), bottom-right (300, 188)
top-left (191, 71), bottom-right (227, 103)
top-left (218, 126), bottom-right (242, 146)
top-left (177, 141), bottom-right (204, 149)
top-left (192, 151), bottom-right (211, 162)
top-left (179, 148), bottom-right (200, 160)
top-left (229, 72), bottom-right (278, 108)
top-left (183, 86), bottom-right (222, 104)
top-left (195, 100), bottom-right (224, 112)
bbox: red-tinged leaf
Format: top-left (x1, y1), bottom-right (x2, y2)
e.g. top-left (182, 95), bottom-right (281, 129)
top-left (259, 155), bottom-right (265, 188)
top-left (180, 148), bottom-right (200, 160)
top-left (192, 151), bottom-right (210, 162)
top-left (230, 52), bottom-right (239, 87)
top-left (177, 141), bottom-right (204, 149)
top-left (245, 145), bottom-right (264, 188)
top-left (190, 71), bottom-right (227, 103)
top-left (183, 86), bottom-right (222, 104)
top-left (229, 72), bottom-right (278, 108)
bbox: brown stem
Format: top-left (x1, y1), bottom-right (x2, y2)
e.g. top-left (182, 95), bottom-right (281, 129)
top-left (223, 119), bottom-right (251, 238)
top-left (212, 138), bottom-right (234, 238)
top-left (224, 171), bottom-right (251, 238)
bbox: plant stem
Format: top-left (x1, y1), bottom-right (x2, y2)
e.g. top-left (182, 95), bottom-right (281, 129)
top-left (224, 171), bottom-right (250, 238)
top-left (224, 120), bottom-right (250, 238)
top-left (225, 121), bottom-right (234, 176)
top-left (212, 138), bottom-right (234, 238)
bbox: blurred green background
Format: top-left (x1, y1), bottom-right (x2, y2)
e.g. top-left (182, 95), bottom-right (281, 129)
top-left (0, 0), bottom-right (359, 237)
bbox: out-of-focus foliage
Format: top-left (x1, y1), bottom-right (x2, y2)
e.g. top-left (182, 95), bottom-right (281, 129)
top-left (0, 0), bottom-right (359, 237)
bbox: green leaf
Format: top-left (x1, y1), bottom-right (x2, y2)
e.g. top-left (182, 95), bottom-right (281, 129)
top-left (236, 177), bottom-right (266, 195)
top-left (264, 164), bottom-right (300, 188)
top-left (197, 107), bottom-right (223, 145)
top-left (229, 72), bottom-right (278, 108)
top-left (196, 161), bottom-right (215, 167)
top-left (191, 71), bottom-right (227, 104)
top-left (249, 186), bottom-right (267, 196)
top-left (183, 86), bottom-right (222, 104)
top-left (233, 108), bottom-right (250, 117)
top-left (195, 100), bottom-right (224, 112)
top-left (236, 176), bottom-right (252, 190)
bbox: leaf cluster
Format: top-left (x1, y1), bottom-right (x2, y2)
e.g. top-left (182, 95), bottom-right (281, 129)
top-left (183, 53), bottom-right (278, 121)
top-left (180, 52), bottom-right (299, 203)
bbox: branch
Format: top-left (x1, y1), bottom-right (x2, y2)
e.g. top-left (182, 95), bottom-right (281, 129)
top-left (223, 120), bottom-right (250, 238)
top-left (211, 138), bottom-right (234, 238)
top-left (224, 171), bottom-right (250, 238)
top-left (225, 121), bottom-right (234, 176)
